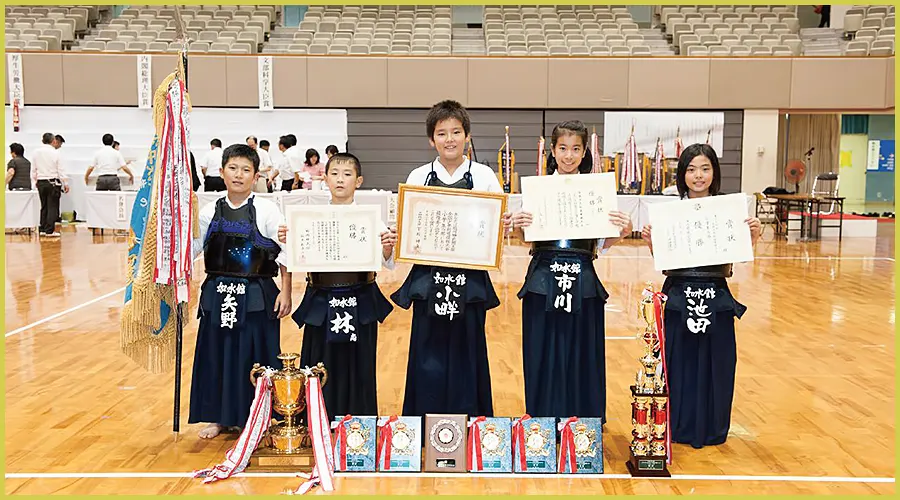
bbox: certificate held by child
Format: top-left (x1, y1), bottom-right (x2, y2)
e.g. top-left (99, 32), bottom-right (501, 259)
top-left (283, 204), bottom-right (384, 273)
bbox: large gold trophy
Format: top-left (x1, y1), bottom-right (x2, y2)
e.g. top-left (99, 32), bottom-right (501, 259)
top-left (626, 283), bottom-right (671, 477)
top-left (248, 353), bottom-right (328, 472)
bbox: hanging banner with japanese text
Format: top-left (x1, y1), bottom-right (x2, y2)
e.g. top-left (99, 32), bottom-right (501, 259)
top-left (7, 53), bottom-right (24, 108)
top-left (258, 56), bottom-right (273, 111)
top-left (137, 55), bottom-right (152, 109)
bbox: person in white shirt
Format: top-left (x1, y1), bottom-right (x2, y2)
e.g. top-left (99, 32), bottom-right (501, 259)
top-left (201, 138), bottom-right (225, 192)
top-left (246, 135), bottom-right (274, 193)
top-left (84, 133), bottom-right (134, 191)
top-left (277, 152), bottom-right (397, 420)
top-left (275, 135), bottom-right (299, 192)
top-left (391, 100), bottom-right (501, 418)
top-left (31, 132), bottom-right (68, 236)
top-left (188, 143), bottom-right (292, 440)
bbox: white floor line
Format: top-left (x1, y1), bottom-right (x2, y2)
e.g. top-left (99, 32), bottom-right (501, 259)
top-left (4, 286), bottom-right (125, 338)
top-left (4, 471), bottom-right (894, 483)
top-left (504, 255), bottom-right (895, 261)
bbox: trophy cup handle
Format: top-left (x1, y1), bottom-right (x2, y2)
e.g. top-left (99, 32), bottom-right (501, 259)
top-left (310, 362), bottom-right (328, 388)
top-left (250, 363), bottom-right (266, 387)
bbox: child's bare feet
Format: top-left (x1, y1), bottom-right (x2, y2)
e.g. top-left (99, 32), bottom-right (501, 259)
top-left (198, 423), bottom-right (225, 439)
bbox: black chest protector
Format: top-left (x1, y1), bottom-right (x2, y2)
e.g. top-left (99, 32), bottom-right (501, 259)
top-left (203, 196), bottom-right (281, 278)
top-left (531, 239), bottom-right (598, 259)
top-left (663, 263), bottom-right (733, 278)
top-left (424, 160), bottom-right (474, 190)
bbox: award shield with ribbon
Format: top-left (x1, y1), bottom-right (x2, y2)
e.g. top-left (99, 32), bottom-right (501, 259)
top-left (332, 416), bottom-right (377, 472)
top-left (512, 416), bottom-right (557, 473)
top-left (376, 416), bottom-right (422, 472)
top-left (626, 282), bottom-right (672, 477)
top-left (467, 417), bottom-right (512, 473)
top-left (557, 417), bottom-right (603, 474)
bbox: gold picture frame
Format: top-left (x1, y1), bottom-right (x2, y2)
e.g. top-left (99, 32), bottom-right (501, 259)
top-left (395, 184), bottom-right (508, 272)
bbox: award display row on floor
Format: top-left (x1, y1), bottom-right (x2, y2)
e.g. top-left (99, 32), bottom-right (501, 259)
top-left (326, 415), bottom-right (603, 474)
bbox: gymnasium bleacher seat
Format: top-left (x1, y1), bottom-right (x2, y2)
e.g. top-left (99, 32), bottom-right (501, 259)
top-left (264, 5), bottom-right (453, 55)
top-left (660, 5), bottom-right (802, 56)
top-left (4, 5), bottom-right (100, 51)
top-left (4, 4), bottom-right (896, 57)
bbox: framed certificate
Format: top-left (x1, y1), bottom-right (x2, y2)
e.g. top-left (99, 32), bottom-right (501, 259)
top-left (647, 193), bottom-right (754, 272)
top-left (395, 184), bottom-right (507, 271)
top-left (284, 204), bottom-right (383, 272)
top-left (520, 172), bottom-right (620, 242)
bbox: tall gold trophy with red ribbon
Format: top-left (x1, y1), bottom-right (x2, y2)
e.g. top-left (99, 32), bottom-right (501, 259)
top-left (626, 283), bottom-right (672, 477)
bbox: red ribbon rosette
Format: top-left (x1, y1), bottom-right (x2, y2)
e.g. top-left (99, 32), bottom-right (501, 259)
top-left (466, 416), bottom-right (487, 471)
top-left (376, 415), bottom-right (399, 470)
top-left (511, 414), bottom-right (531, 471)
top-left (557, 416), bottom-right (578, 473)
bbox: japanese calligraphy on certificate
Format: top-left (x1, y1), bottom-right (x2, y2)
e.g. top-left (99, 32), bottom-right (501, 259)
top-left (396, 184), bottom-right (507, 271)
top-left (647, 193), bottom-right (754, 272)
top-left (520, 172), bottom-right (620, 241)
top-left (284, 205), bottom-right (382, 272)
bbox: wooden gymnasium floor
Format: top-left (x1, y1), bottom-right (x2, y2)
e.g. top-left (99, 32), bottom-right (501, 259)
top-left (4, 223), bottom-right (896, 495)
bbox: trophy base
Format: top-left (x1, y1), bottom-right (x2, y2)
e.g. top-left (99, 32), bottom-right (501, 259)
top-left (248, 447), bottom-right (315, 472)
top-left (625, 455), bottom-right (671, 477)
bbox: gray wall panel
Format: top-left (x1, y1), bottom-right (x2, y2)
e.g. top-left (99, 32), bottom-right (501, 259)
top-left (347, 108), bottom-right (745, 193)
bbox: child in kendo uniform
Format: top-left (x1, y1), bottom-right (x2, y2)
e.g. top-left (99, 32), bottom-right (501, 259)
top-left (503, 120), bottom-right (632, 423)
top-left (279, 153), bottom-right (396, 421)
top-left (641, 143), bottom-right (761, 448)
top-left (392, 100), bottom-right (502, 417)
top-left (189, 144), bottom-right (293, 439)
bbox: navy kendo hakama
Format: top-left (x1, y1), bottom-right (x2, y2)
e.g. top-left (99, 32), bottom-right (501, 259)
top-left (292, 272), bottom-right (394, 421)
top-left (518, 239), bottom-right (609, 422)
top-left (661, 264), bottom-right (747, 449)
top-left (189, 197), bottom-right (283, 428)
top-left (391, 165), bottom-right (497, 417)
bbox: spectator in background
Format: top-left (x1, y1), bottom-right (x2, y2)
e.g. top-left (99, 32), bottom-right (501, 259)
top-left (6, 142), bottom-right (31, 191)
top-left (202, 138), bottom-right (225, 191)
top-left (191, 151), bottom-right (200, 192)
top-left (246, 135), bottom-right (274, 193)
top-left (32, 132), bottom-right (68, 236)
top-left (259, 139), bottom-right (270, 152)
top-left (84, 133), bottom-right (134, 190)
top-left (815, 5), bottom-right (831, 27)
top-left (52, 134), bottom-right (65, 149)
top-left (325, 144), bottom-right (339, 161)
top-left (296, 148), bottom-right (325, 190)
top-left (276, 134), bottom-right (297, 192)
top-left (112, 140), bottom-right (120, 150)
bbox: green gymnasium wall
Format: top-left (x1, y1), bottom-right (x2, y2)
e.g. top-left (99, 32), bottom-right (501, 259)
top-left (840, 114), bottom-right (895, 210)
top-left (865, 115), bottom-right (894, 205)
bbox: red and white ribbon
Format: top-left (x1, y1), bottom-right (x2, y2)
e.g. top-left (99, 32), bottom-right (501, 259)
top-left (291, 374), bottom-right (334, 494)
top-left (557, 417), bottom-right (578, 474)
top-left (376, 415), bottom-right (399, 470)
top-left (675, 131), bottom-right (684, 160)
top-left (537, 137), bottom-right (545, 176)
top-left (622, 128), bottom-right (641, 186)
top-left (193, 369), bottom-right (274, 483)
top-left (511, 414), bottom-right (531, 471)
top-left (466, 416), bottom-right (486, 471)
top-left (153, 77), bottom-right (193, 304)
top-left (590, 131), bottom-right (600, 173)
top-left (651, 290), bottom-right (672, 464)
top-left (332, 415), bottom-right (353, 472)
top-left (654, 139), bottom-right (665, 191)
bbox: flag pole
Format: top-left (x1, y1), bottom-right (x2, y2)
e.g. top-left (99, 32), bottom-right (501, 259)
top-left (173, 5), bottom-right (190, 436)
